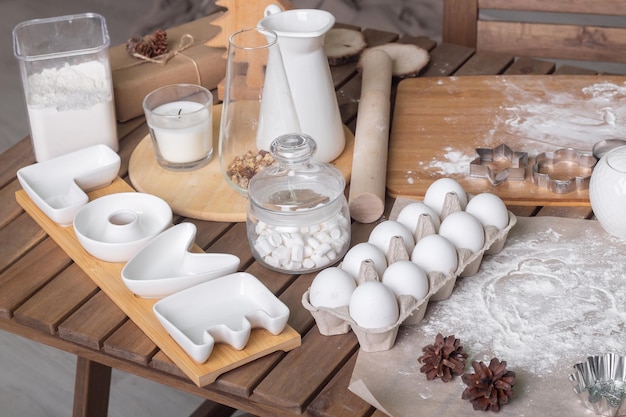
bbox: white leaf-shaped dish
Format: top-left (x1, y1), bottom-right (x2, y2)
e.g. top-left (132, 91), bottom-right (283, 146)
top-left (73, 192), bottom-right (172, 262)
top-left (122, 222), bottom-right (240, 298)
top-left (153, 272), bottom-right (290, 363)
top-left (17, 145), bottom-right (121, 226)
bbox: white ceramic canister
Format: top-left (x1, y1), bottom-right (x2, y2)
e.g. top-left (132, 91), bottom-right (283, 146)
top-left (589, 145), bottom-right (626, 240)
top-left (258, 6), bottom-right (345, 163)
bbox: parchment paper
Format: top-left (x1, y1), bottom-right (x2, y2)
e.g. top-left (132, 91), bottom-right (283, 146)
top-left (349, 214), bottom-right (626, 416)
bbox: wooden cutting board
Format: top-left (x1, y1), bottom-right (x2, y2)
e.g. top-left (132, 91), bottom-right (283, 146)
top-left (387, 75), bottom-right (626, 206)
top-left (130, 104), bottom-right (355, 222)
top-left (16, 178), bottom-right (301, 387)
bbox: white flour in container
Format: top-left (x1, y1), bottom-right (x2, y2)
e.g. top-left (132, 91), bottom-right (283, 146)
top-left (26, 60), bottom-right (118, 161)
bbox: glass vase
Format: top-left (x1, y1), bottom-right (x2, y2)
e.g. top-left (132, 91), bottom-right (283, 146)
top-left (218, 27), bottom-right (300, 195)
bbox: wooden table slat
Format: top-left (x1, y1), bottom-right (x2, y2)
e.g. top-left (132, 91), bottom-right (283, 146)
top-left (504, 56), bottom-right (556, 74)
top-left (243, 262), bottom-right (298, 296)
top-left (554, 64), bottom-right (598, 75)
top-left (206, 222), bottom-right (255, 263)
top-left (362, 28), bottom-right (399, 47)
top-left (103, 319), bottom-right (158, 366)
top-left (0, 238), bottom-right (71, 318)
top-left (185, 218), bottom-right (235, 250)
top-left (13, 263), bottom-right (98, 335)
top-left (58, 290), bottom-right (127, 350)
top-left (251, 330), bottom-right (359, 414)
top-left (305, 352), bottom-right (373, 417)
top-left (0, 213), bottom-right (47, 272)
top-left (150, 349), bottom-right (193, 379)
top-left (0, 179), bottom-right (24, 230)
top-left (453, 50), bottom-right (515, 75)
top-left (0, 137), bottom-right (34, 188)
top-left (422, 42), bottom-right (475, 77)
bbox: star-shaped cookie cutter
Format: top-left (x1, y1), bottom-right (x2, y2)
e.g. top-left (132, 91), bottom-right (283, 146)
top-left (469, 143), bottom-right (528, 186)
top-left (532, 148), bottom-right (597, 194)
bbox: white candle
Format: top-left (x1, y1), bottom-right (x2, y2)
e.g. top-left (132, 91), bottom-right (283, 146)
top-left (148, 100), bottom-right (212, 164)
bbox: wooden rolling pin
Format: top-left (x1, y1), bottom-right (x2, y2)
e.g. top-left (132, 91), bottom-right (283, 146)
top-left (348, 44), bottom-right (430, 223)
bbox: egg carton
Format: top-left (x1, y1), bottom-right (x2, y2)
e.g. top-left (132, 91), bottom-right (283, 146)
top-left (302, 192), bottom-right (517, 352)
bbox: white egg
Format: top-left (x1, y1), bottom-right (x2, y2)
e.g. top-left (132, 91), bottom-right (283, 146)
top-left (465, 192), bottom-right (510, 230)
top-left (382, 260), bottom-right (429, 300)
top-left (396, 202), bottom-right (441, 234)
top-left (368, 220), bottom-right (415, 255)
top-left (341, 242), bottom-right (388, 279)
top-left (349, 281), bottom-right (399, 329)
top-left (309, 267), bottom-right (357, 308)
top-left (423, 178), bottom-right (468, 216)
top-left (411, 234), bottom-right (458, 274)
top-left (438, 211), bottom-right (485, 252)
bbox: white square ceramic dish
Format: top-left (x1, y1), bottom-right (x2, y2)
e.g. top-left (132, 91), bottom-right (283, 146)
top-left (153, 272), bottom-right (290, 363)
top-left (16, 144), bottom-right (120, 226)
top-left (121, 222), bottom-right (240, 298)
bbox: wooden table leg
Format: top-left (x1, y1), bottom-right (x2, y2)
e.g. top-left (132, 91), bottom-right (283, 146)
top-left (73, 357), bottom-right (112, 417)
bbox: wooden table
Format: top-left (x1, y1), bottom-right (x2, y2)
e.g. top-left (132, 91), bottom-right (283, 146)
top-left (0, 27), bottom-right (600, 417)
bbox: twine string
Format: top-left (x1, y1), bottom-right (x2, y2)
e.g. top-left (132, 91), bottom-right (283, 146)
top-left (131, 33), bottom-right (195, 65)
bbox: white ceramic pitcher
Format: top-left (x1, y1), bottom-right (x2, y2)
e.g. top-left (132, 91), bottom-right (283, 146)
top-left (259, 5), bottom-right (345, 163)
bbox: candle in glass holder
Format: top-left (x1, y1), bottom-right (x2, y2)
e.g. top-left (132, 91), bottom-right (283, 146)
top-left (143, 84), bottom-right (213, 171)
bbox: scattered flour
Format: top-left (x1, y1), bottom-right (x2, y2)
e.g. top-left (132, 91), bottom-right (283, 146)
top-left (406, 147), bottom-right (474, 182)
top-left (496, 79), bottom-right (626, 154)
top-left (419, 217), bottom-right (626, 376)
top-left (427, 147), bottom-right (474, 175)
top-left (421, 79), bottom-right (626, 176)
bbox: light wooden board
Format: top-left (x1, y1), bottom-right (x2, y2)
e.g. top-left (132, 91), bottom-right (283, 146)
top-left (129, 104), bottom-right (355, 222)
top-left (387, 75), bottom-right (626, 206)
top-left (16, 178), bottom-right (301, 387)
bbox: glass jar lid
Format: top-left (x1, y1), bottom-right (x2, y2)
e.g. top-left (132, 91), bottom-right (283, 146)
top-left (248, 133), bottom-right (345, 213)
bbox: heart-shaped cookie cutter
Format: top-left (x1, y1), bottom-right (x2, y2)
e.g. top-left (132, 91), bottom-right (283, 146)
top-left (532, 148), bottom-right (597, 194)
top-left (469, 143), bottom-right (528, 186)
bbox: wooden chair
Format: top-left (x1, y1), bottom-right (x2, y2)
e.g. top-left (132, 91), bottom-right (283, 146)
top-left (442, 0), bottom-right (626, 65)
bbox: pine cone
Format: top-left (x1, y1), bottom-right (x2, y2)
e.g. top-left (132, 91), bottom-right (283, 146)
top-left (461, 358), bottom-right (516, 412)
top-left (418, 333), bottom-right (468, 382)
top-left (151, 29), bottom-right (170, 56)
top-left (134, 40), bottom-right (154, 58)
top-left (125, 36), bottom-right (143, 55)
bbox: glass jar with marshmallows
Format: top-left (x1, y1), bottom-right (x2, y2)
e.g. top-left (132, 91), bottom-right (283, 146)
top-left (246, 133), bottom-right (350, 273)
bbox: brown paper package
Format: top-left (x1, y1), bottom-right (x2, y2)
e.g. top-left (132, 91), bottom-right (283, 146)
top-left (110, 12), bottom-right (227, 122)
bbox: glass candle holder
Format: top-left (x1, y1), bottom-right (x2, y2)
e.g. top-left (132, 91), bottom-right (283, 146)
top-left (143, 84), bottom-right (213, 171)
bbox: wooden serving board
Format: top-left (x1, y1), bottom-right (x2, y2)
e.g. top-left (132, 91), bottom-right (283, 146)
top-left (130, 104), bottom-right (355, 222)
top-left (387, 75), bottom-right (626, 206)
top-left (16, 178), bottom-right (301, 387)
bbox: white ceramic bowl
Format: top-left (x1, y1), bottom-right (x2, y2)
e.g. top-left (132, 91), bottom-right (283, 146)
top-left (17, 145), bottom-right (120, 226)
top-left (121, 222), bottom-right (240, 298)
top-left (73, 192), bottom-right (172, 262)
top-left (153, 272), bottom-right (290, 363)
top-left (590, 146), bottom-right (626, 241)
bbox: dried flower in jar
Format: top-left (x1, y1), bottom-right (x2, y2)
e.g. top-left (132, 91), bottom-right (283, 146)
top-left (226, 150), bottom-right (275, 189)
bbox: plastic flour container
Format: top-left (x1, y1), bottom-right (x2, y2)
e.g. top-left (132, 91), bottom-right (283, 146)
top-left (13, 13), bottom-right (118, 162)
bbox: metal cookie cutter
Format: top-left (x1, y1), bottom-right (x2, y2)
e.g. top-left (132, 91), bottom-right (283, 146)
top-left (592, 139), bottom-right (626, 160)
top-left (470, 143), bottom-right (528, 186)
top-left (532, 148), bottom-right (597, 194)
